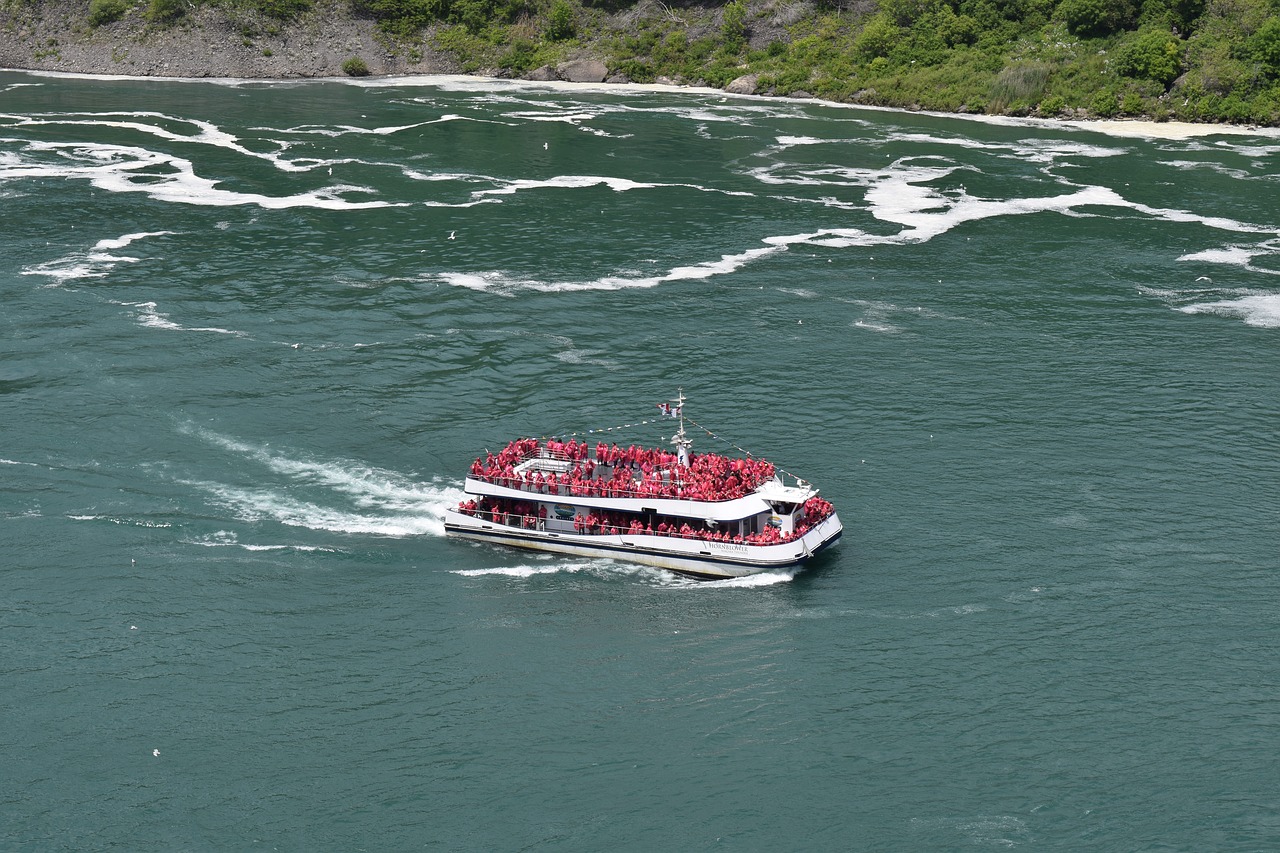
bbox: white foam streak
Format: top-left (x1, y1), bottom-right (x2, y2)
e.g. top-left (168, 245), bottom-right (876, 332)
top-left (454, 563), bottom-right (587, 578)
top-left (696, 570), bottom-right (798, 588)
top-left (266, 115), bottom-right (472, 137)
top-left (190, 531), bottom-right (337, 552)
top-left (21, 230), bottom-right (173, 285)
top-left (471, 174), bottom-right (754, 201)
top-left (1, 138), bottom-right (403, 209)
top-left (2, 110), bottom-right (321, 173)
top-left (1179, 246), bottom-right (1259, 265)
top-left (118, 300), bottom-right (245, 335)
top-left (433, 245), bottom-right (780, 294)
top-left (1180, 293), bottom-right (1280, 328)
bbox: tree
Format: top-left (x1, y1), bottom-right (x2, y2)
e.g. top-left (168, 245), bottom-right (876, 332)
top-left (1059, 0), bottom-right (1134, 36)
top-left (1251, 16), bottom-right (1280, 74)
top-left (721, 0), bottom-right (747, 53)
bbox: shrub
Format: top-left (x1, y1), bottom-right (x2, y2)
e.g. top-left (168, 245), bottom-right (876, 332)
top-left (342, 56), bottom-right (371, 75)
top-left (1113, 27), bottom-right (1183, 86)
top-left (610, 59), bottom-right (656, 82)
top-left (1091, 88), bottom-right (1120, 115)
top-left (145, 0), bottom-right (185, 22)
top-left (545, 0), bottom-right (575, 40)
top-left (499, 36), bottom-right (537, 69)
top-left (88, 0), bottom-right (130, 25)
top-left (1039, 93), bottom-right (1066, 113)
top-left (89, 0), bottom-right (124, 23)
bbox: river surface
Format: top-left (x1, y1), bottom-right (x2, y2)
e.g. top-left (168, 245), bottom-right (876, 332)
top-left (3, 70), bottom-right (1280, 850)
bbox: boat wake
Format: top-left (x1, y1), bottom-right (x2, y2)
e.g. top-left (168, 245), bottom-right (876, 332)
top-left (181, 427), bottom-right (464, 537)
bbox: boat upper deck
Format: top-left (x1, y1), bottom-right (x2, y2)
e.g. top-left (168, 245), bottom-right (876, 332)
top-left (468, 437), bottom-right (784, 504)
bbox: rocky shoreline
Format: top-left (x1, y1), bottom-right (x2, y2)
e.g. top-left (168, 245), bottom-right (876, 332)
top-left (0, 0), bottom-right (652, 83)
top-left (2, 0), bottom-right (454, 79)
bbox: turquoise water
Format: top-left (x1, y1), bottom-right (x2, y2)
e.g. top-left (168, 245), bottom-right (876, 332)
top-left (3, 70), bottom-right (1280, 849)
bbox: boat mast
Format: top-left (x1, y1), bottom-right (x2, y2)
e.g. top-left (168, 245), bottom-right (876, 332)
top-left (670, 388), bottom-right (691, 467)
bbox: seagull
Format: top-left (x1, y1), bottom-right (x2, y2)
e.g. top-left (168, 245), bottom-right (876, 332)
top-left (448, 231), bottom-right (456, 240)
top-left (1196, 276), bottom-right (1212, 282)
top-left (130, 625), bottom-right (138, 630)
top-left (153, 749), bottom-right (160, 757)
top-left (543, 142), bottom-right (548, 150)
top-left (327, 166), bottom-right (332, 175)
top-left (291, 343), bottom-right (300, 349)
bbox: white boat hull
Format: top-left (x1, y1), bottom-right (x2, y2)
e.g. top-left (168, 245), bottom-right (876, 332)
top-left (444, 509), bottom-right (843, 579)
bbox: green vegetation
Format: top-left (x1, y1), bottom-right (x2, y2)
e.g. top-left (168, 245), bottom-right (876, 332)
top-left (65, 0), bottom-right (1280, 124)
top-left (342, 55), bottom-right (371, 74)
top-left (88, 0), bottom-right (131, 26)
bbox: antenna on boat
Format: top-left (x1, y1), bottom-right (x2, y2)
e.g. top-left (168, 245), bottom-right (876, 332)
top-left (670, 388), bottom-right (691, 467)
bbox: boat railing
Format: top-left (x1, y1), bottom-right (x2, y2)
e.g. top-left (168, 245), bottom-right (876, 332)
top-left (453, 507), bottom-right (834, 545)
top-left (468, 464), bottom-right (777, 503)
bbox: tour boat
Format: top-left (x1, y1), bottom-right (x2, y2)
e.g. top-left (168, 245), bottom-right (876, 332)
top-left (443, 394), bottom-right (843, 579)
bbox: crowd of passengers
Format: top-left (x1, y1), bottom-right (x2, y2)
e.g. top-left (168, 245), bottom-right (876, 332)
top-left (467, 437), bottom-right (778, 502)
top-left (454, 495), bottom-right (836, 546)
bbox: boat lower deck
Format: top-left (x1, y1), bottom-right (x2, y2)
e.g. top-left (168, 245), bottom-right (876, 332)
top-left (444, 509), bottom-right (843, 579)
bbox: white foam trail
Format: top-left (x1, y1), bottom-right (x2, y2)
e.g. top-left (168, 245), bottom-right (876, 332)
top-left (1, 458), bottom-right (39, 466)
top-left (432, 245), bottom-right (780, 294)
top-left (852, 319), bottom-right (900, 333)
top-left (263, 115), bottom-right (473, 137)
top-left (93, 231), bottom-right (174, 251)
top-left (1177, 242), bottom-right (1280, 275)
top-left (887, 131), bottom-right (1122, 163)
top-left (1158, 159), bottom-right (1253, 180)
top-left (1180, 292), bottom-right (1280, 327)
top-left (117, 301), bottom-right (245, 335)
top-left (453, 563), bottom-right (587, 578)
top-left (21, 230), bottom-right (173, 285)
top-left (502, 109), bottom-right (600, 124)
top-left (776, 135), bottom-right (827, 147)
top-left (66, 515), bottom-right (172, 528)
top-left (1179, 246), bottom-right (1260, 266)
top-left (1, 110), bottom-right (325, 173)
top-left (661, 569), bottom-right (800, 588)
top-left (0, 138), bottom-right (404, 209)
top-left (470, 174), bottom-right (754, 201)
top-left (189, 531), bottom-right (338, 552)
